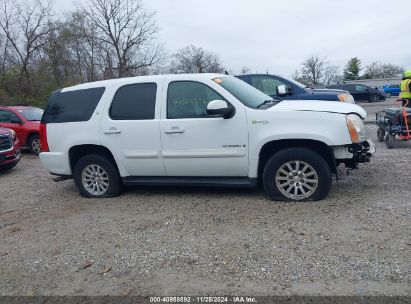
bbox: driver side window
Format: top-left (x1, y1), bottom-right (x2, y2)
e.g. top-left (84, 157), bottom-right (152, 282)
top-left (355, 85), bottom-right (367, 93)
top-left (250, 76), bottom-right (286, 96)
top-left (167, 81), bottom-right (226, 119)
top-left (0, 110), bottom-right (19, 123)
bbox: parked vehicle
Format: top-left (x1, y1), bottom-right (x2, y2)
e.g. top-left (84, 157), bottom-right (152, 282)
top-left (39, 74), bottom-right (374, 201)
top-left (0, 106), bottom-right (43, 155)
top-left (0, 127), bottom-right (20, 170)
top-left (383, 84), bottom-right (401, 97)
top-left (376, 99), bottom-right (411, 149)
top-left (327, 84), bottom-right (386, 102)
top-left (236, 74), bottom-right (355, 103)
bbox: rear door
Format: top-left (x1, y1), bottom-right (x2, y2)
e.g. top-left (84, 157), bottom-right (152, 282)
top-left (101, 79), bottom-right (165, 176)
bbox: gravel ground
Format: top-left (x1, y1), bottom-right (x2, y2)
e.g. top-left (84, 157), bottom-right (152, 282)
top-left (0, 100), bottom-right (410, 296)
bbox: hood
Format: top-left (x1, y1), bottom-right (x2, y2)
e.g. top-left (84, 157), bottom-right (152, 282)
top-left (0, 127), bottom-right (11, 135)
top-left (270, 100), bottom-right (367, 119)
top-left (306, 88), bottom-right (350, 95)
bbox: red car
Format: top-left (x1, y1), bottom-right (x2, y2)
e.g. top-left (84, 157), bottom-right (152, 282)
top-left (0, 127), bottom-right (20, 170)
top-left (0, 106), bottom-right (43, 154)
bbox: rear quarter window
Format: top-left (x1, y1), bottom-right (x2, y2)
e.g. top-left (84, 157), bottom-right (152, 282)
top-left (42, 87), bottom-right (105, 123)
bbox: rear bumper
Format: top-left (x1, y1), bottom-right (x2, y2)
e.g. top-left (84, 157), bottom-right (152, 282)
top-left (39, 152), bottom-right (71, 175)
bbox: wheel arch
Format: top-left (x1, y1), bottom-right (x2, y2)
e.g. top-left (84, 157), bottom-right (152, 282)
top-left (68, 144), bottom-right (121, 175)
top-left (26, 131), bottom-right (39, 146)
top-left (257, 139), bottom-right (337, 180)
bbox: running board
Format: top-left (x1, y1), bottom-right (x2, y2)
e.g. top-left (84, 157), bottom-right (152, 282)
top-left (122, 177), bottom-right (258, 188)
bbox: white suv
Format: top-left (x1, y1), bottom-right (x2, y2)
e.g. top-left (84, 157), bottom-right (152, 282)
top-left (39, 74), bottom-right (374, 201)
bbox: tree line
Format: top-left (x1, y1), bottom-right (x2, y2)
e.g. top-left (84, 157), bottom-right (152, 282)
top-left (0, 0), bottom-right (405, 106)
top-left (291, 56), bottom-right (404, 87)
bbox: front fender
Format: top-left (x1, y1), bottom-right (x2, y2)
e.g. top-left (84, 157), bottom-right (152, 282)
top-left (247, 110), bottom-right (351, 178)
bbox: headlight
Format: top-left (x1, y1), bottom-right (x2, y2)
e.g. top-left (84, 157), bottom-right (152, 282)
top-left (338, 93), bottom-right (355, 103)
top-left (346, 114), bottom-right (366, 143)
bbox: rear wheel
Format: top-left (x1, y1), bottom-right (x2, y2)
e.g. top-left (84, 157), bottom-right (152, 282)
top-left (377, 128), bottom-right (385, 142)
top-left (73, 154), bottom-right (121, 198)
top-left (385, 133), bottom-right (395, 149)
top-left (262, 148), bottom-right (332, 201)
top-left (28, 134), bottom-right (41, 155)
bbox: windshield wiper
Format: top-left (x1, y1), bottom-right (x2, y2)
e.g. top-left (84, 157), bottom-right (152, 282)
top-left (257, 99), bottom-right (278, 109)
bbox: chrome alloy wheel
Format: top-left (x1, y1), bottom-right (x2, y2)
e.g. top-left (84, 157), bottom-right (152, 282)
top-left (32, 138), bottom-right (41, 154)
top-left (275, 160), bottom-right (319, 200)
top-left (82, 164), bottom-right (109, 196)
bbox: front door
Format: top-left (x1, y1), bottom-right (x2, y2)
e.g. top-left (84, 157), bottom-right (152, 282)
top-left (100, 80), bottom-right (166, 176)
top-left (160, 79), bottom-right (249, 177)
top-left (0, 109), bottom-right (25, 143)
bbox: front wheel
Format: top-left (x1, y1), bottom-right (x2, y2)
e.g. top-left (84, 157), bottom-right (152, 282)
top-left (370, 94), bottom-right (379, 103)
top-left (377, 128), bottom-right (385, 142)
top-left (386, 92), bottom-right (392, 98)
top-left (385, 133), bottom-right (395, 149)
top-left (73, 154), bottom-right (121, 198)
top-left (262, 148), bottom-right (332, 201)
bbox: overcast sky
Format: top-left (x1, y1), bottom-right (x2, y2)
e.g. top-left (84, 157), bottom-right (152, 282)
top-left (56, 0), bottom-right (410, 76)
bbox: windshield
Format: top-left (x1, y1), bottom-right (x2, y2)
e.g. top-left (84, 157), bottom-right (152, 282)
top-left (17, 108), bottom-right (44, 121)
top-left (213, 76), bottom-right (273, 109)
top-left (286, 77), bottom-right (307, 89)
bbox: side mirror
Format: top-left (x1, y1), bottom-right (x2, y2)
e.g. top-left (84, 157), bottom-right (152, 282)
top-left (10, 117), bottom-right (22, 124)
top-left (277, 85), bottom-right (293, 96)
top-left (206, 100), bottom-right (235, 119)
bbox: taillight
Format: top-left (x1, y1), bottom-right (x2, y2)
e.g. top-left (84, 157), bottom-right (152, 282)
top-left (39, 123), bottom-right (49, 152)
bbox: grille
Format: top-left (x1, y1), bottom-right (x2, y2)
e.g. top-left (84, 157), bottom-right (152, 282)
top-left (0, 134), bottom-right (12, 151)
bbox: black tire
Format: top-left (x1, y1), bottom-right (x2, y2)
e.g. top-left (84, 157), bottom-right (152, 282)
top-left (386, 92), bottom-right (392, 98)
top-left (377, 128), bottom-right (385, 142)
top-left (262, 148), bottom-right (332, 202)
top-left (73, 154), bottom-right (121, 198)
top-left (28, 134), bottom-right (41, 155)
top-left (385, 133), bottom-right (395, 149)
top-left (370, 94), bottom-right (379, 103)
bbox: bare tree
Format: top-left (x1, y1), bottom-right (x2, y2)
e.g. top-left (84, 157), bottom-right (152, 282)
top-left (0, 0), bottom-right (53, 95)
top-left (240, 66), bottom-right (250, 74)
top-left (323, 65), bottom-right (341, 85)
top-left (301, 55), bottom-right (326, 86)
top-left (169, 45), bottom-right (224, 74)
top-left (363, 61), bottom-right (404, 79)
top-left (80, 0), bottom-right (165, 78)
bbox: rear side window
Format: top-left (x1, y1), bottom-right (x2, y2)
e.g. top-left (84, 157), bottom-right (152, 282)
top-left (42, 87), bottom-right (105, 123)
top-left (109, 83), bottom-right (157, 120)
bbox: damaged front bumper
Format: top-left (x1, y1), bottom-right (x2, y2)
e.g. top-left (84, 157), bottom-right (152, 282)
top-left (333, 140), bottom-right (375, 169)
top-left (346, 140), bottom-right (375, 168)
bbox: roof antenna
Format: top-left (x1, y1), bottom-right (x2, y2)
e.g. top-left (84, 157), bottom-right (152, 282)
top-left (224, 70), bottom-right (229, 75)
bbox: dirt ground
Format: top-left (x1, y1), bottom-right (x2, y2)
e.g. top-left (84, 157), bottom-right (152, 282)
top-left (0, 98), bottom-right (410, 296)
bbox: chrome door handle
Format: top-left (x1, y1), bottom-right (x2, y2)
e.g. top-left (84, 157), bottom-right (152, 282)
top-left (165, 127), bottom-right (185, 134)
top-left (104, 129), bottom-right (121, 134)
